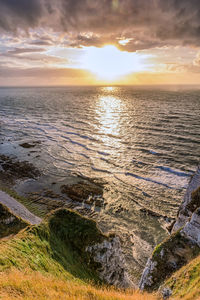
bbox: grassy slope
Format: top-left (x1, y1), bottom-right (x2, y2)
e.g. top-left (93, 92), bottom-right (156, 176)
top-left (164, 254), bottom-right (200, 300)
top-left (0, 208), bottom-right (157, 300)
top-left (0, 269), bottom-right (157, 300)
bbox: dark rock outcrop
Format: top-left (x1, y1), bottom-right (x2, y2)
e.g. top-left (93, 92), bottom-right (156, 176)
top-left (61, 180), bottom-right (105, 207)
top-left (0, 154), bottom-right (40, 184)
top-left (19, 141), bottom-right (41, 148)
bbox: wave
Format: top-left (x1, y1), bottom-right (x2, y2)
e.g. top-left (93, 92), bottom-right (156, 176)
top-left (132, 159), bottom-right (148, 166)
top-left (91, 166), bottom-right (112, 174)
top-left (64, 131), bottom-right (97, 142)
top-left (46, 151), bottom-right (75, 166)
top-left (97, 151), bottom-right (110, 156)
top-left (125, 172), bottom-right (173, 189)
top-left (78, 153), bottom-right (90, 159)
top-left (60, 135), bottom-right (91, 151)
top-left (142, 191), bottom-right (152, 198)
top-left (149, 150), bottom-right (160, 155)
top-left (155, 166), bottom-right (192, 177)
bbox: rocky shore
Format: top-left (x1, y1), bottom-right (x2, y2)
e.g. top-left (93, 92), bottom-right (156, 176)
top-left (0, 154), bottom-right (133, 288)
top-left (1, 151), bottom-right (200, 298)
top-left (0, 154), bottom-right (40, 186)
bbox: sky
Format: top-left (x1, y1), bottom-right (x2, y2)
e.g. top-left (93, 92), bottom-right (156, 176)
top-left (0, 0), bottom-right (200, 86)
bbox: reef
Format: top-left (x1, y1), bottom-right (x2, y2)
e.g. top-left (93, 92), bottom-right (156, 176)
top-left (0, 154), bottom-right (40, 185)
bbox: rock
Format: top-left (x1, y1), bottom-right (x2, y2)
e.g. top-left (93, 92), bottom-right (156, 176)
top-left (160, 287), bottom-right (172, 299)
top-left (0, 203), bottom-right (28, 238)
top-left (60, 180), bottom-right (104, 206)
top-left (172, 165), bottom-right (200, 233)
top-left (94, 198), bottom-right (104, 207)
top-left (19, 141), bottom-right (40, 148)
top-left (181, 208), bottom-right (200, 246)
top-left (28, 191), bottom-right (64, 212)
top-left (139, 258), bottom-right (157, 290)
top-left (140, 207), bottom-right (163, 218)
top-left (139, 167), bottom-right (200, 292)
top-left (47, 208), bottom-right (133, 288)
top-left (139, 185), bottom-right (200, 292)
top-left (0, 154), bottom-right (40, 184)
top-left (43, 190), bottom-right (60, 199)
top-left (166, 220), bottom-right (176, 233)
top-left (86, 236), bottom-right (134, 288)
top-left (85, 197), bottom-right (94, 205)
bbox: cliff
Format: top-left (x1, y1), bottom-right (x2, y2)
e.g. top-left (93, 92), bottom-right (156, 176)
top-left (1, 206), bottom-right (156, 299)
top-left (1, 163), bottom-right (200, 299)
top-left (172, 165), bottom-right (200, 233)
top-left (0, 208), bottom-right (133, 287)
top-left (139, 165), bottom-right (200, 298)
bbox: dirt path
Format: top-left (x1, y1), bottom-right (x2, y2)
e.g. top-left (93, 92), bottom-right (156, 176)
top-left (0, 190), bottom-right (41, 225)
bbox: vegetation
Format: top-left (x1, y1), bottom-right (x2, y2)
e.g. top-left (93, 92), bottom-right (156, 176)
top-left (0, 268), bottom-right (157, 300)
top-left (0, 208), bottom-right (158, 299)
top-left (0, 209), bottom-right (106, 281)
top-left (164, 254), bottom-right (200, 300)
top-left (1, 186), bottom-right (200, 299)
top-left (145, 229), bottom-right (200, 292)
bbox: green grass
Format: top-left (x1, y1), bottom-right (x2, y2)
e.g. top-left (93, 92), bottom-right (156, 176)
top-left (145, 229), bottom-right (200, 292)
top-left (0, 207), bottom-right (158, 299)
top-left (0, 208), bottom-right (108, 284)
top-left (164, 254), bottom-right (200, 300)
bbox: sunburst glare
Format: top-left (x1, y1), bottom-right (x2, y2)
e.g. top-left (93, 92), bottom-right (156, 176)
top-left (81, 45), bottom-right (152, 81)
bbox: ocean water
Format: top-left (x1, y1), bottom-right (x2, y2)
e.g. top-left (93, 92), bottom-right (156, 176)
top-left (0, 86), bottom-right (200, 279)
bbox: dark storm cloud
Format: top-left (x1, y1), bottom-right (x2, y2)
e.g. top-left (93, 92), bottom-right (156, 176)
top-left (0, 0), bottom-right (43, 32)
top-left (0, 0), bottom-right (200, 50)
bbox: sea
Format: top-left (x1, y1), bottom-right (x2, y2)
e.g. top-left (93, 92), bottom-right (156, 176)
top-left (0, 85), bottom-right (199, 281)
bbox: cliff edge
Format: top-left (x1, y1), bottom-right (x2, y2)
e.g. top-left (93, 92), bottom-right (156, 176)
top-left (139, 165), bottom-right (200, 297)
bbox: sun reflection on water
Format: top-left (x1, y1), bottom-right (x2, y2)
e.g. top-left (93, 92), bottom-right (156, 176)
top-left (95, 87), bottom-right (125, 148)
top-left (103, 86), bottom-right (115, 92)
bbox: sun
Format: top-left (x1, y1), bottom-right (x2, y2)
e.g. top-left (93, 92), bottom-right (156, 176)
top-left (81, 45), bottom-right (151, 81)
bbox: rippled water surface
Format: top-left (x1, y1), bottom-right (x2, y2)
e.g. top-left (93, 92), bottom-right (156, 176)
top-left (0, 86), bottom-right (200, 279)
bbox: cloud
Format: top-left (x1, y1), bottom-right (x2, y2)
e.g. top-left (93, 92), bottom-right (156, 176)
top-left (0, 46), bottom-right (68, 67)
top-left (30, 40), bottom-right (53, 46)
top-left (193, 52), bottom-right (200, 66)
top-left (0, 0), bottom-right (200, 51)
top-left (0, 0), bottom-right (43, 32)
top-left (7, 47), bottom-right (45, 55)
top-left (0, 66), bottom-right (89, 78)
